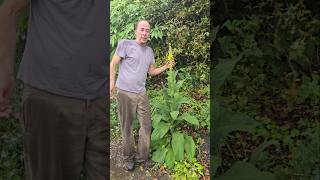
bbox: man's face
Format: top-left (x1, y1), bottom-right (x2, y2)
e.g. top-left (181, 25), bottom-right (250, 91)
top-left (135, 21), bottom-right (150, 45)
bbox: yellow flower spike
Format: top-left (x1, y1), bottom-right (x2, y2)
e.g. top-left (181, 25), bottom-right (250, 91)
top-left (166, 43), bottom-right (174, 62)
top-left (166, 43), bottom-right (174, 70)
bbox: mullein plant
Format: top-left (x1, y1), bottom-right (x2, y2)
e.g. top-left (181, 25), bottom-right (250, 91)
top-left (166, 43), bottom-right (174, 70)
top-left (150, 44), bottom-right (199, 169)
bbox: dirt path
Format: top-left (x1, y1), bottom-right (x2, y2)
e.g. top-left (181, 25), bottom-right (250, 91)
top-left (110, 137), bottom-right (170, 180)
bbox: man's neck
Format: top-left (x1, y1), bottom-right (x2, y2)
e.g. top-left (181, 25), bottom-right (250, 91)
top-left (135, 39), bottom-right (147, 46)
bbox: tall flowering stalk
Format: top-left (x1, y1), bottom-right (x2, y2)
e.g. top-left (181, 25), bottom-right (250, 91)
top-left (166, 43), bottom-right (174, 70)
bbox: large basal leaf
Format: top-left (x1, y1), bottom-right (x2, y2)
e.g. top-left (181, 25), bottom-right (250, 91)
top-left (152, 146), bottom-right (167, 164)
top-left (151, 137), bottom-right (169, 150)
top-left (172, 132), bottom-right (185, 161)
top-left (218, 161), bottom-right (276, 180)
top-left (164, 146), bottom-right (175, 169)
top-left (184, 135), bottom-right (196, 161)
top-left (213, 106), bottom-right (260, 147)
top-left (151, 122), bottom-right (170, 141)
top-left (178, 113), bottom-right (199, 126)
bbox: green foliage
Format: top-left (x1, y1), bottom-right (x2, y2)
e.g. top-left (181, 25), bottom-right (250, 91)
top-left (0, 118), bottom-right (24, 180)
top-left (296, 75), bottom-right (320, 105)
top-left (219, 161), bottom-right (276, 180)
top-left (289, 124), bottom-right (320, 180)
top-left (212, 0), bottom-right (320, 178)
top-left (211, 16), bottom-right (263, 176)
top-left (110, 99), bottom-right (121, 137)
top-left (151, 69), bottom-right (199, 168)
top-left (249, 140), bottom-right (279, 165)
top-left (170, 158), bottom-right (204, 180)
top-left (110, 99), bottom-right (118, 127)
top-left (110, 0), bottom-right (145, 48)
top-left (110, 0), bottom-right (210, 67)
top-left (179, 63), bottom-right (210, 92)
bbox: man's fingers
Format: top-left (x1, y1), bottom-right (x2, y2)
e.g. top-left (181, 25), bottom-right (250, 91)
top-left (0, 105), bottom-right (10, 112)
top-left (0, 112), bottom-right (10, 118)
top-left (0, 99), bottom-right (9, 110)
top-left (0, 81), bottom-right (14, 107)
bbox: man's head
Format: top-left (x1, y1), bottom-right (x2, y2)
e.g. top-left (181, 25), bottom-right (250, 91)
top-left (134, 20), bottom-right (150, 45)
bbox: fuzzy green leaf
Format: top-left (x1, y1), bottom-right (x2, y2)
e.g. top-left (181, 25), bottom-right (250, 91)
top-left (164, 146), bottom-right (175, 168)
top-left (151, 122), bottom-right (170, 141)
top-left (184, 135), bottom-right (196, 161)
top-left (178, 113), bottom-right (199, 126)
top-left (152, 146), bottom-right (167, 164)
top-left (172, 132), bottom-right (185, 161)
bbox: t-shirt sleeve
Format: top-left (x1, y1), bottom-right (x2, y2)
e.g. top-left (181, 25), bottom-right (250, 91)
top-left (115, 40), bottom-right (126, 58)
top-left (150, 48), bottom-right (155, 64)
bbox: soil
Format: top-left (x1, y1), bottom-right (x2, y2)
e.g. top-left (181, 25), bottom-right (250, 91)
top-left (110, 136), bottom-right (170, 180)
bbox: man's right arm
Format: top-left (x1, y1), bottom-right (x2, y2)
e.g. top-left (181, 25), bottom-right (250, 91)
top-left (109, 54), bottom-right (121, 99)
top-left (0, 0), bottom-right (29, 118)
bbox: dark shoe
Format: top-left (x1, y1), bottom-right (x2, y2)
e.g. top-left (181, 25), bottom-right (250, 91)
top-left (135, 159), bottom-right (155, 168)
top-left (124, 161), bottom-right (135, 171)
top-left (143, 160), bottom-right (155, 168)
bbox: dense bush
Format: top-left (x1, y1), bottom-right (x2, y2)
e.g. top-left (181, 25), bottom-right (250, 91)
top-left (212, 0), bottom-right (320, 179)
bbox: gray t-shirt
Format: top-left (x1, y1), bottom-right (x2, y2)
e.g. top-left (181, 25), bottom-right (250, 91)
top-left (18, 0), bottom-right (108, 100)
top-left (115, 40), bottom-right (155, 93)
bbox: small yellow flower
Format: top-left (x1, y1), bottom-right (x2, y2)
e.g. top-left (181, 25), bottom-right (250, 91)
top-left (166, 43), bottom-right (174, 62)
top-left (165, 43), bottom-right (175, 70)
top-left (167, 53), bottom-right (174, 62)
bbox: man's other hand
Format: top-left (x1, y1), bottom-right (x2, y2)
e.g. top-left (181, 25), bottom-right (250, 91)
top-left (0, 72), bottom-right (15, 118)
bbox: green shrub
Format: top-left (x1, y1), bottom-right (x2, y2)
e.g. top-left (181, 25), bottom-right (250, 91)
top-left (170, 158), bottom-right (204, 180)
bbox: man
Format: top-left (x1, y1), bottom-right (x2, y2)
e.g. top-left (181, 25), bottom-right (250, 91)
top-left (110, 20), bottom-right (174, 171)
top-left (0, 0), bottom-right (109, 179)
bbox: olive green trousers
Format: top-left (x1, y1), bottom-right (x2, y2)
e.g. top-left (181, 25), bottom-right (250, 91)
top-left (116, 89), bottom-right (151, 163)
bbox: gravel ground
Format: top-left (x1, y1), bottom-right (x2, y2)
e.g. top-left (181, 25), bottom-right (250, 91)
top-left (110, 136), bottom-right (170, 180)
